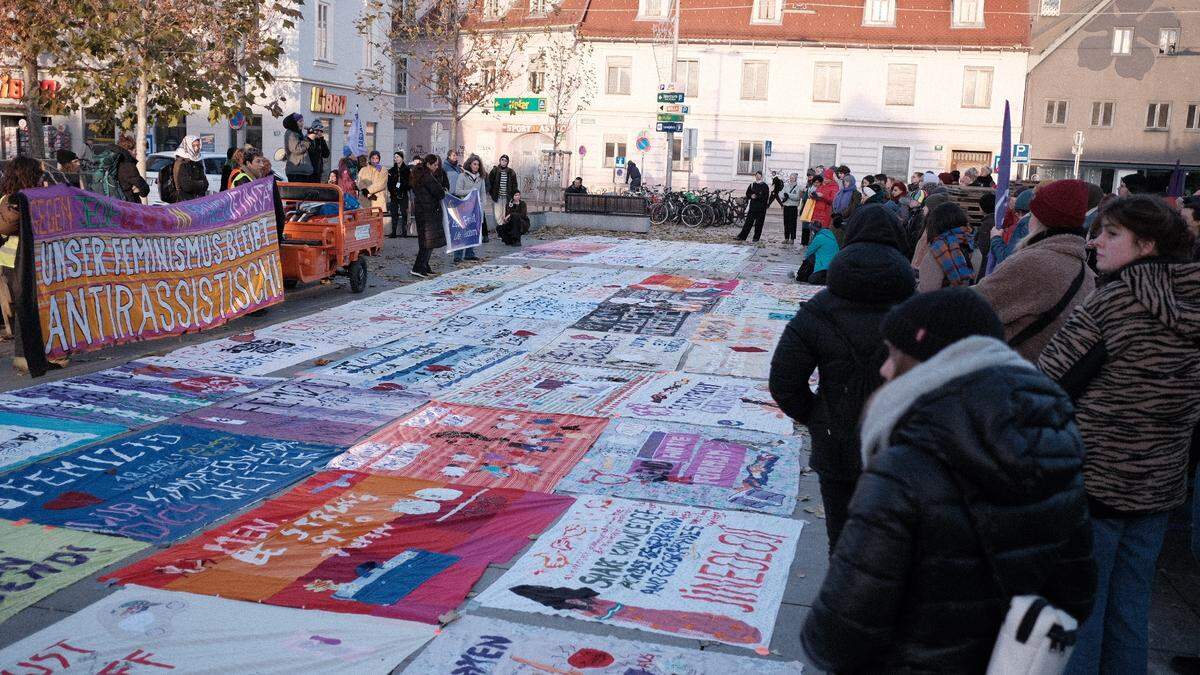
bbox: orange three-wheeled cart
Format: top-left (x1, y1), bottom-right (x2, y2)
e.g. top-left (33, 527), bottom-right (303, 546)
top-left (278, 183), bottom-right (384, 293)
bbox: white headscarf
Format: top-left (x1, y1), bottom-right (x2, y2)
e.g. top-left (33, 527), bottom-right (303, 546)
top-left (175, 135), bottom-right (201, 162)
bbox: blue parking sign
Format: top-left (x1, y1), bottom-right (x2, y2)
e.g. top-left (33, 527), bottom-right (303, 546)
top-left (1013, 143), bottom-right (1031, 164)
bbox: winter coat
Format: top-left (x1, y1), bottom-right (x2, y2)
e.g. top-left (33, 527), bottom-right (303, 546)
top-left (282, 114), bottom-right (312, 176)
top-left (625, 163), bottom-right (642, 189)
top-left (453, 169), bottom-right (485, 199)
top-left (974, 230), bottom-right (1096, 362)
top-left (989, 213), bottom-right (1030, 268)
top-left (487, 165), bottom-right (519, 202)
top-left (388, 162), bottom-right (410, 201)
top-left (971, 174), bottom-right (996, 188)
top-left (505, 200), bottom-right (530, 235)
top-left (357, 163), bottom-right (389, 211)
top-left (411, 167), bottom-right (447, 249)
top-left (307, 136), bottom-right (330, 178)
top-left (745, 181), bottom-right (770, 212)
top-left (811, 169), bottom-right (839, 229)
top-left (780, 181), bottom-right (803, 207)
top-left (443, 160), bottom-right (462, 194)
top-left (805, 227), bottom-right (840, 274)
top-left (172, 157), bottom-right (208, 201)
top-left (917, 228), bottom-right (975, 293)
top-left (114, 146), bottom-right (148, 203)
top-left (770, 206), bottom-right (916, 480)
top-left (803, 336), bottom-right (1096, 673)
top-left (1039, 258), bottom-right (1200, 516)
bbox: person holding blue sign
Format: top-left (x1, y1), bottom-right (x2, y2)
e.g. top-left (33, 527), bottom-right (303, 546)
top-left (451, 155), bottom-right (486, 263)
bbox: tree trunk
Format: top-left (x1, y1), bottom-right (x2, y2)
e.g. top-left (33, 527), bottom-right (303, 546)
top-left (449, 103), bottom-right (459, 157)
top-left (135, 71), bottom-right (149, 203)
top-left (21, 53), bottom-right (46, 160)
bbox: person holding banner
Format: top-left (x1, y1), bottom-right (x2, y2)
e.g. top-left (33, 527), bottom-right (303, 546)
top-left (451, 155), bottom-right (486, 263)
top-left (411, 154), bottom-right (447, 278)
top-left (0, 157), bottom-right (42, 371)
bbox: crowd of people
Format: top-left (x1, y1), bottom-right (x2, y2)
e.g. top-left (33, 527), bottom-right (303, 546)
top-left (767, 162), bottom-right (1200, 672)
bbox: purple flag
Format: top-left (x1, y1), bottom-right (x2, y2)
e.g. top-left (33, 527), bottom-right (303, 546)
top-left (1167, 159), bottom-right (1184, 198)
top-left (986, 100), bottom-right (1012, 275)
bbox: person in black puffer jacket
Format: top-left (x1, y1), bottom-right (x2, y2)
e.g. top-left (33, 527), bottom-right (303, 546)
top-left (802, 288), bottom-right (1096, 674)
top-left (769, 204), bottom-right (916, 551)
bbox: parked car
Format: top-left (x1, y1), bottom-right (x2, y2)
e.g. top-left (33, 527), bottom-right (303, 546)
top-left (145, 152), bottom-right (225, 204)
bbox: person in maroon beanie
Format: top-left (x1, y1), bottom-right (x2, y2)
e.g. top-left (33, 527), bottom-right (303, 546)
top-left (974, 179), bottom-right (1097, 361)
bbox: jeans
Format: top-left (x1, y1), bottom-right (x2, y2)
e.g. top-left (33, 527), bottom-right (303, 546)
top-left (738, 208), bottom-right (766, 241)
top-left (388, 196), bottom-right (408, 236)
top-left (818, 477), bottom-right (856, 554)
top-left (783, 206), bottom-right (798, 241)
top-left (1065, 513), bottom-right (1171, 675)
top-left (413, 246), bottom-right (432, 273)
top-left (1192, 454), bottom-right (1200, 563)
top-left (453, 247), bottom-right (478, 262)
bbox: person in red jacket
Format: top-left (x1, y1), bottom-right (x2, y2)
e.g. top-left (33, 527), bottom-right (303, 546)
top-left (810, 167), bottom-right (839, 231)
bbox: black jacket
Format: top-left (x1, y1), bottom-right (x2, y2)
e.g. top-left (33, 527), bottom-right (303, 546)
top-left (388, 162), bottom-right (410, 200)
top-left (745, 181), bottom-right (770, 211)
top-left (114, 146), bottom-right (149, 203)
top-left (770, 206), bottom-right (915, 480)
top-left (802, 360), bottom-right (1096, 673)
top-left (411, 166), bottom-right (447, 249)
top-left (173, 157), bottom-right (208, 201)
top-left (307, 136), bottom-right (330, 178)
top-left (487, 165), bottom-right (519, 201)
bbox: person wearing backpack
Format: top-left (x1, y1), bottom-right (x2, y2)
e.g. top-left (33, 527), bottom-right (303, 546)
top-left (99, 134), bottom-right (148, 203)
top-left (170, 135), bottom-right (208, 202)
top-left (769, 205), bottom-right (916, 551)
top-left (975, 180), bottom-right (1096, 362)
top-left (801, 288), bottom-right (1096, 673)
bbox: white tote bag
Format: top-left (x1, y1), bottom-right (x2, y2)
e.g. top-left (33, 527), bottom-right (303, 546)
top-left (986, 595), bottom-right (1078, 675)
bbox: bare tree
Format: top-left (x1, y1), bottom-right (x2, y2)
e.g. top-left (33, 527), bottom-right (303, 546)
top-left (538, 31), bottom-right (595, 159)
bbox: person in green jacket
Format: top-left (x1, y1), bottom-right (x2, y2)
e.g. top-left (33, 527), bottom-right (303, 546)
top-left (798, 222), bottom-right (841, 285)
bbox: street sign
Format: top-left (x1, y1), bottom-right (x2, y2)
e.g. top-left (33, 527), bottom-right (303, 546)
top-left (656, 113), bottom-right (685, 123)
top-left (615, 156), bottom-right (627, 167)
top-left (1012, 143), bottom-right (1031, 164)
top-left (494, 97), bottom-right (545, 113)
top-left (229, 111), bottom-right (247, 130)
top-left (636, 136), bottom-right (650, 151)
top-left (657, 104), bottom-right (689, 114)
top-left (657, 92), bottom-right (685, 104)
top-left (656, 122), bottom-right (684, 133)
top-left (578, 145), bottom-right (587, 158)
top-left (1073, 130), bottom-right (1085, 146)
top-left (764, 140), bottom-right (773, 157)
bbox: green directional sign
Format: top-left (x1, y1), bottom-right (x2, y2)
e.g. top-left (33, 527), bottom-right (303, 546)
top-left (494, 97), bottom-right (545, 113)
top-left (657, 92), bottom-right (685, 103)
top-left (656, 113), bottom-right (685, 123)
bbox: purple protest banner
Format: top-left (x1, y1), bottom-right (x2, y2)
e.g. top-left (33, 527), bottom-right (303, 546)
top-left (442, 191), bottom-right (484, 253)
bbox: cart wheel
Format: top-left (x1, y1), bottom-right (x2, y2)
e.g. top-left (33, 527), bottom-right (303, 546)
top-left (284, 279), bottom-right (299, 290)
top-left (348, 258), bottom-right (368, 293)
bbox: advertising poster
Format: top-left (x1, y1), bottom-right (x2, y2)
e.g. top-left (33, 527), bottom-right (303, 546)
top-left (418, 313), bottom-right (572, 352)
top-left (0, 411), bottom-right (127, 472)
top-left (556, 419), bottom-right (802, 516)
top-left (15, 179), bottom-right (284, 376)
top-left (182, 378), bottom-right (427, 445)
top-left (474, 497), bottom-right (802, 650)
top-left (444, 362), bottom-right (652, 416)
top-left (442, 192), bottom-right (484, 253)
top-left (302, 340), bottom-right (523, 392)
top-left (0, 587), bottom-right (435, 673)
top-left (612, 372), bottom-right (793, 435)
top-left (400, 616), bottom-right (803, 674)
top-left (0, 424), bottom-right (339, 544)
top-left (142, 333), bottom-right (341, 376)
top-left (329, 402), bottom-right (608, 491)
top-left (0, 521), bottom-right (146, 623)
top-left (106, 472), bottom-right (574, 624)
top-left (0, 361), bottom-right (276, 428)
top-left (531, 330), bottom-right (689, 371)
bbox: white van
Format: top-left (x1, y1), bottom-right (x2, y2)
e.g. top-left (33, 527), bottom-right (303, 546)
top-left (145, 152), bottom-right (226, 205)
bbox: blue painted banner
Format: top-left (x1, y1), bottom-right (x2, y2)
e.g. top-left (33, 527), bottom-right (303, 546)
top-left (442, 192), bottom-right (484, 253)
top-left (0, 424), bottom-right (339, 544)
top-left (0, 411), bottom-right (127, 473)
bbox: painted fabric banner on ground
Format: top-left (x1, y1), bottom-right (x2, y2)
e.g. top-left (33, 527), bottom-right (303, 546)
top-left (0, 424), bottom-right (338, 544)
top-left (419, 313), bottom-right (571, 351)
top-left (143, 332), bottom-right (341, 376)
top-left (182, 378), bottom-right (427, 445)
top-left (684, 316), bottom-right (785, 379)
top-left (444, 362), bottom-right (651, 416)
top-left (531, 330), bottom-right (689, 371)
top-left (712, 295), bottom-right (798, 322)
top-left (0, 520), bottom-right (146, 622)
top-left (302, 340), bottom-right (523, 392)
top-left (253, 306), bottom-right (421, 349)
top-left (442, 191), bottom-right (484, 253)
top-left (107, 472), bottom-right (574, 624)
top-left (0, 411), bottom-right (126, 472)
top-left (16, 179), bottom-right (283, 376)
top-left (329, 402), bottom-right (607, 491)
top-left (658, 243), bottom-right (756, 275)
top-left (474, 497), bottom-right (802, 650)
top-left (354, 292), bottom-right (484, 321)
top-left (0, 361), bottom-right (275, 428)
top-left (401, 615), bottom-right (803, 674)
top-left (576, 240), bottom-right (674, 268)
top-left (420, 263), bottom-right (555, 284)
top-left (556, 419), bottom-right (802, 516)
top-left (632, 273), bottom-right (740, 297)
top-left (508, 239), bottom-right (615, 261)
top-left (613, 372), bottom-right (793, 434)
top-left (0, 587), bottom-right (435, 673)
top-left (469, 294), bottom-right (598, 323)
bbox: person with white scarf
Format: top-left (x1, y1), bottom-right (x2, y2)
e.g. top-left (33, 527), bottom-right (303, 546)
top-left (801, 288), bottom-right (1095, 674)
top-left (172, 135), bottom-right (209, 201)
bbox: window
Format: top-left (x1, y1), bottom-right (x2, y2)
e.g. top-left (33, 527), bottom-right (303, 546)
top-left (1090, 101), bottom-right (1114, 127)
top-left (808, 143), bottom-right (837, 169)
top-left (812, 62), bottom-right (842, 103)
top-left (482, 0), bottom-right (503, 19)
top-left (639, 0), bottom-right (670, 18)
top-left (606, 56), bottom-right (632, 95)
top-left (881, 146), bottom-right (910, 179)
top-left (530, 0), bottom-right (549, 15)
top-left (676, 59), bottom-right (700, 98)
top-left (397, 57), bottom-right (408, 96)
top-left (961, 66), bottom-right (993, 108)
top-left (863, 0), bottom-right (895, 26)
top-left (603, 137), bottom-right (627, 168)
top-left (737, 141), bottom-right (764, 175)
top-left (1112, 28), bottom-right (1133, 54)
top-left (752, 0), bottom-right (782, 23)
top-left (362, 19), bottom-right (375, 69)
top-left (741, 61), bottom-right (769, 100)
top-left (953, 0), bottom-right (984, 27)
top-left (1159, 28), bottom-right (1179, 55)
top-left (1044, 100), bottom-right (1068, 126)
top-left (886, 64), bottom-right (916, 106)
top-left (1040, 0), bottom-right (1060, 16)
top-left (529, 58), bottom-right (545, 93)
top-left (483, 62), bottom-right (498, 88)
top-left (343, 120), bottom-right (378, 153)
top-left (316, 2), bottom-right (330, 61)
top-left (1187, 104), bottom-right (1200, 131)
top-left (1145, 102), bottom-right (1170, 130)
top-left (671, 138), bottom-right (691, 171)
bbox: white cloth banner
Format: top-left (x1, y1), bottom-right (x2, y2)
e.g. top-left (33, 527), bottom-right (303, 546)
top-left (474, 496), bottom-right (802, 650)
top-left (613, 372), bottom-right (794, 434)
top-left (0, 586), bottom-right (434, 674)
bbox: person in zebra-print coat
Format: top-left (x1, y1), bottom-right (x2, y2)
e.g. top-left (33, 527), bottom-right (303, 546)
top-left (1039, 195), bottom-right (1200, 675)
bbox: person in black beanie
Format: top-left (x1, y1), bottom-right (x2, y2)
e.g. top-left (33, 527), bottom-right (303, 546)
top-left (801, 287), bottom-right (1096, 674)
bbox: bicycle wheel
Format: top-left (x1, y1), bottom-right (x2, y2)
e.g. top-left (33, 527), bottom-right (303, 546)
top-left (680, 203), bottom-right (705, 228)
top-left (701, 203), bottom-right (717, 226)
top-left (650, 202), bottom-right (670, 226)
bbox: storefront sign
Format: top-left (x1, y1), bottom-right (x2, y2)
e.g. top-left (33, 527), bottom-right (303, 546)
top-left (495, 97), bottom-right (545, 113)
top-left (502, 123), bottom-right (543, 134)
top-left (310, 86), bottom-right (347, 115)
top-left (0, 74), bottom-right (59, 101)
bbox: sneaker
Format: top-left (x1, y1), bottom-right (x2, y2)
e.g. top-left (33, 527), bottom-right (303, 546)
top-left (465, 255), bottom-right (479, 261)
top-left (410, 269), bottom-right (427, 278)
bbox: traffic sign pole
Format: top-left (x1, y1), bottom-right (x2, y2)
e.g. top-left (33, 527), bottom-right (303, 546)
top-left (665, 0), bottom-right (680, 193)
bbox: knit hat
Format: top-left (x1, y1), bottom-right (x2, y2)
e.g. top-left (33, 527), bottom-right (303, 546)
top-left (55, 149), bottom-right (77, 165)
top-left (1014, 188), bottom-right (1035, 212)
top-left (1030, 179), bottom-right (1089, 230)
top-left (923, 170), bottom-right (938, 184)
top-left (881, 288), bottom-right (1004, 362)
top-left (923, 192), bottom-right (952, 211)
